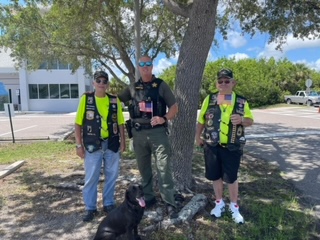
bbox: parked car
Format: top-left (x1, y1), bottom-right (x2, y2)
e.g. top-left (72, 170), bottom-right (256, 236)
top-left (284, 90), bottom-right (320, 106)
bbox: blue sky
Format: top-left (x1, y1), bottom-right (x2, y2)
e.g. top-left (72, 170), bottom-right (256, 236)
top-left (153, 31), bottom-right (320, 76)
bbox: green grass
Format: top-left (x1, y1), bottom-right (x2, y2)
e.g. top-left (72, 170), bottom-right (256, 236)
top-left (0, 141), bottom-right (319, 240)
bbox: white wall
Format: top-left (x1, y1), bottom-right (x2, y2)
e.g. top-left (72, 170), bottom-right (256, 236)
top-left (0, 49), bottom-right (90, 112)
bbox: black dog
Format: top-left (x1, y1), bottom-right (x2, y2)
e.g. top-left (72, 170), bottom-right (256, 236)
top-left (93, 184), bottom-right (146, 240)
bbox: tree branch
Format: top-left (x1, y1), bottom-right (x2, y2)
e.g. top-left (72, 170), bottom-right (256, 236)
top-left (162, 0), bottom-right (192, 18)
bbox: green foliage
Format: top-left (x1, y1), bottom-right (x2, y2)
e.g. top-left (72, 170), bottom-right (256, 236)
top-left (158, 65), bottom-right (176, 89)
top-left (160, 57), bottom-right (320, 108)
top-left (0, 141), bottom-right (76, 164)
top-left (0, 0), bottom-right (188, 84)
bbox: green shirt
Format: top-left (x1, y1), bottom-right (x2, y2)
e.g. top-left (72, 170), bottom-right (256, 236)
top-left (197, 92), bottom-right (254, 144)
top-left (75, 95), bottom-right (125, 139)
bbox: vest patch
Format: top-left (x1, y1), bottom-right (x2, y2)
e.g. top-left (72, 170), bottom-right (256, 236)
top-left (86, 111), bottom-right (94, 120)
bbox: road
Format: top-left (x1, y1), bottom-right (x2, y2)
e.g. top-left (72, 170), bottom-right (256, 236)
top-left (244, 106), bottom-right (320, 217)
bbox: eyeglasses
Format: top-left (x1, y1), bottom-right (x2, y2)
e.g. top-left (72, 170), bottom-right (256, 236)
top-left (95, 79), bottom-right (108, 84)
top-left (217, 79), bottom-right (231, 84)
top-left (138, 61), bottom-right (153, 67)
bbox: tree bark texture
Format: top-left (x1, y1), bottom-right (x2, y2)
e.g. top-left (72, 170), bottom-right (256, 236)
top-left (171, 0), bottom-right (219, 191)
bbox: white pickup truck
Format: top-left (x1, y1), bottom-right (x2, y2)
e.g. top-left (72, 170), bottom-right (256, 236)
top-left (284, 91), bottom-right (320, 106)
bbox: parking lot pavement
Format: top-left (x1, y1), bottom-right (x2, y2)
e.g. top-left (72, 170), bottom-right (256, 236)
top-left (0, 111), bottom-right (130, 142)
top-left (0, 112), bottom-right (76, 141)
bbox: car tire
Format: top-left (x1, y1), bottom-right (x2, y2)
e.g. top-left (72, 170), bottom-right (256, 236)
top-left (286, 99), bottom-right (292, 104)
top-left (306, 100), bottom-right (312, 107)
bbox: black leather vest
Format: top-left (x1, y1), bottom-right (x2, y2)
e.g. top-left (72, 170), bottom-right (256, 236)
top-left (128, 78), bottom-right (166, 120)
top-left (202, 92), bottom-right (247, 151)
top-left (82, 92), bottom-right (120, 153)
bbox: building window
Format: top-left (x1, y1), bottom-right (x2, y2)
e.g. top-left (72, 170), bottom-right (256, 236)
top-left (50, 84), bottom-right (59, 99)
top-left (29, 84), bottom-right (38, 99)
top-left (38, 60), bottom-right (72, 70)
top-left (39, 84), bottom-right (49, 99)
top-left (70, 84), bottom-right (79, 98)
top-left (28, 84), bottom-right (78, 99)
top-left (60, 84), bottom-right (70, 98)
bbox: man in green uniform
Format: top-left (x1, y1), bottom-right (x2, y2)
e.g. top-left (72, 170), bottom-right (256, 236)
top-left (118, 56), bottom-right (179, 218)
top-left (195, 69), bottom-right (254, 224)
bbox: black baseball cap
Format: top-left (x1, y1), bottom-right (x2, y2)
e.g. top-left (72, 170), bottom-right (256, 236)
top-left (93, 71), bottom-right (109, 80)
top-left (217, 69), bottom-right (233, 79)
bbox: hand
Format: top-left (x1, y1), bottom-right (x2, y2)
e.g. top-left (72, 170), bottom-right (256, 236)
top-left (76, 147), bottom-right (85, 158)
top-left (231, 114), bottom-right (242, 125)
top-left (195, 137), bottom-right (204, 147)
top-left (150, 116), bottom-right (165, 126)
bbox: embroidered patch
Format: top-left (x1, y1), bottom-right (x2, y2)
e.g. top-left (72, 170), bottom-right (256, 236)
top-left (87, 96), bottom-right (94, 104)
top-left (113, 123), bottom-right (118, 134)
top-left (86, 111), bottom-right (94, 120)
top-left (87, 125), bottom-right (92, 132)
top-left (209, 95), bottom-right (217, 105)
top-left (206, 113), bottom-right (214, 119)
top-left (112, 113), bottom-right (117, 122)
top-left (207, 120), bottom-right (213, 126)
top-left (88, 145), bottom-right (94, 152)
top-left (237, 126), bottom-right (243, 136)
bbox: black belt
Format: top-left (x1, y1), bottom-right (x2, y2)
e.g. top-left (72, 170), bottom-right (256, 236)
top-left (132, 122), bottom-right (165, 130)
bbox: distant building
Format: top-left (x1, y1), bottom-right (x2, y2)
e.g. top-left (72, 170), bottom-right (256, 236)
top-left (0, 48), bottom-right (91, 112)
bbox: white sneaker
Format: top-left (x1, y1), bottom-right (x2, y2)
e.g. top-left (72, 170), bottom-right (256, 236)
top-left (230, 204), bottom-right (244, 224)
top-left (210, 200), bottom-right (225, 217)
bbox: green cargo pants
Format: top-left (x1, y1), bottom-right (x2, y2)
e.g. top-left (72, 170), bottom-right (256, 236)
top-left (132, 126), bottom-right (176, 207)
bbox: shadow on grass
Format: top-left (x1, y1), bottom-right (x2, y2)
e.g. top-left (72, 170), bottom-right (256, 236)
top-left (191, 149), bottom-right (320, 240)
top-left (0, 144), bottom-right (319, 240)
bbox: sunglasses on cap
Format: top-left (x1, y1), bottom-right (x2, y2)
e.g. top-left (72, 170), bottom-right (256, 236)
top-left (217, 79), bottom-right (231, 84)
top-left (95, 78), bottom-right (108, 84)
top-left (138, 61), bottom-right (153, 67)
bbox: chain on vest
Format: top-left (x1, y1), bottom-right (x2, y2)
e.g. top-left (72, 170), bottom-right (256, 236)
top-left (128, 78), bottom-right (166, 119)
top-left (82, 92), bottom-right (120, 153)
top-left (202, 92), bottom-right (247, 151)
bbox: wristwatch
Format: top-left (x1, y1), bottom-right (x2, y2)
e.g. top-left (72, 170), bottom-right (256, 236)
top-left (163, 116), bottom-right (168, 124)
top-left (76, 144), bottom-right (83, 149)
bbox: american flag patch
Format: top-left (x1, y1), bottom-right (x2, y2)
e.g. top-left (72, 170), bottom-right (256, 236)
top-left (217, 94), bottom-right (232, 105)
top-left (139, 101), bottom-right (153, 112)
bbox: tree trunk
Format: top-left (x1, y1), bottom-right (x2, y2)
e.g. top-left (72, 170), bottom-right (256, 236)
top-left (171, 0), bottom-right (218, 191)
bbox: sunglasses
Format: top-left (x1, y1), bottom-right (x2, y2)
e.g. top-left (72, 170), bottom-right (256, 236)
top-left (217, 79), bottom-right (231, 84)
top-left (95, 79), bottom-right (108, 84)
top-left (138, 61), bottom-right (153, 67)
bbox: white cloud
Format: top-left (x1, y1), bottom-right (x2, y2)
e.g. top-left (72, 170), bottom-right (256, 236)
top-left (225, 31), bottom-right (247, 48)
top-left (258, 33), bottom-right (320, 59)
top-left (228, 53), bottom-right (249, 61)
top-left (154, 58), bottom-right (173, 75)
top-left (295, 59), bottom-right (320, 71)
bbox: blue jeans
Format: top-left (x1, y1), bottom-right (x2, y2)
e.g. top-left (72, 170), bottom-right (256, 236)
top-left (82, 140), bottom-right (120, 210)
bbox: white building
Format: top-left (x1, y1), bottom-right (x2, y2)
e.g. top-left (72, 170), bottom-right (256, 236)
top-left (0, 48), bottom-right (91, 112)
